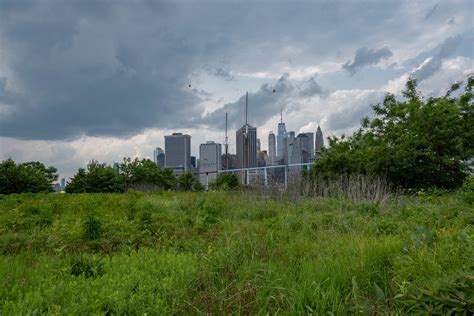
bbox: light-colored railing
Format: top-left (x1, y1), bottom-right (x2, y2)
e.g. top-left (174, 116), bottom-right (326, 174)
top-left (193, 163), bottom-right (315, 190)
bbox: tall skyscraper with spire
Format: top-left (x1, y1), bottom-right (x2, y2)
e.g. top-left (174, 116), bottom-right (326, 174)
top-left (315, 125), bottom-right (324, 154)
top-left (236, 92), bottom-right (257, 183)
top-left (277, 109), bottom-right (287, 159)
top-left (268, 131), bottom-right (276, 166)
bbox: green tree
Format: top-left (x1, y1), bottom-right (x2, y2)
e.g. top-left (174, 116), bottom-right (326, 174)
top-left (66, 160), bottom-right (124, 193)
top-left (209, 173), bottom-right (239, 190)
top-left (177, 173), bottom-right (204, 191)
top-left (119, 157), bottom-right (176, 190)
top-left (65, 168), bottom-right (88, 193)
top-left (0, 159), bottom-right (58, 194)
top-left (314, 76), bottom-right (474, 190)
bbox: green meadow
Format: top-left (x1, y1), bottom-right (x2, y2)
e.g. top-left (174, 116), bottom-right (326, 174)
top-left (1, 191), bottom-right (473, 314)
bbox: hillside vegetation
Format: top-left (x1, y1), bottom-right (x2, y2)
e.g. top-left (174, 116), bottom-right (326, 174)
top-left (1, 190), bottom-right (473, 314)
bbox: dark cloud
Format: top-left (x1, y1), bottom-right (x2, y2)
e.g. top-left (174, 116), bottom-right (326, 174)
top-left (342, 47), bottom-right (393, 75)
top-left (200, 73), bottom-right (293, 130)
top-left (424, 3), bottom-right (439, 20)
top-left (212, 67), bottom-right (235, 81)
top-left (0, 1), bottom-right (204, 140)
top-left (299, 76), bottom-right (325, 97)
top-left (0, 0), bottom-right (471, 142)
top-left (411, 35), bottom-right (462, 82)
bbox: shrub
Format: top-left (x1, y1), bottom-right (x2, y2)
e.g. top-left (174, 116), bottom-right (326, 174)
top-left (177, 173), bottom-right (204, 192)
top-left (209, 173), bottom-right (239, 191)
top-left (0, 159), bottom-right (58, 194)
top-left (82, 215), bottom-right (102, 240)
top-left (69, 255), bottom-right (105, 278)
top-left (313, 76), bottom-right (474, 190)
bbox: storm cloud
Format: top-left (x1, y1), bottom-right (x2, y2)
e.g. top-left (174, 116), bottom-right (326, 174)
top-left (342, 47), bottom-right (393, 75)
top-left (200, 73), bottom-right (294, 131)
top-left (0, 0), bottom-right (473, 179)
top-left (0, 0), bottom-right (426, 140)
top-left (411, 35), bottom-right (465, 82)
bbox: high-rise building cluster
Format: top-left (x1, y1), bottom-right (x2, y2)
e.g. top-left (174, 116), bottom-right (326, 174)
top-left (153, 94), bottom-right (324, 187)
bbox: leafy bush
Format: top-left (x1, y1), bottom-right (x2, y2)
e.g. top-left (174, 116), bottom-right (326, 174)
top-left (209, 173), bottom-right (239, 191)
top-left (66, 161), bottom-right (125, 193)
top-left (66, 158), bottom-right (178, 193)
top-left (82, 215), bottom-right (102, 240)
top-left (177, 173), bottom-right (204, 191)
top-left (313, 76), bottom-right (474, 190)
top-left (0, 159), bottom-right (58, 194)
top-left (69, 255), bottom-right (105, 278)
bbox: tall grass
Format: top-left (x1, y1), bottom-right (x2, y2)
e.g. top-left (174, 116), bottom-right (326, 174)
top-left (0, 190), bottom-right (472, 314)
top-left (246, 173), bottom-right (395, 204)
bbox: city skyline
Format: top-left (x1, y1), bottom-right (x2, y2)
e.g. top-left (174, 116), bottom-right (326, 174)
top-left (0, 1), bottom-right (472, 180)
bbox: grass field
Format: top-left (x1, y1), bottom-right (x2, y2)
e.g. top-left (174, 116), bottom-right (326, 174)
top-left (0, 191), bottom-right (473, 314)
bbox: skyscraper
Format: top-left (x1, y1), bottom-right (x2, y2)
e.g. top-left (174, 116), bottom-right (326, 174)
top-left (315, 125), bottom-right (324, 153)
top-left (236, 92), bottom-right (257, 183)
top-left (199, 141), bottom-right (222, 188)
top-left (256, 138), bottom-right (261, 152)
top-left (296, 133), bottom-right (314, 164)
top-left (153, 147), bottom-right (165, 169)
top-left (268, 131), bottom-right (276, 166)
top-left (236, 124), bottom-right (257, 170)
top-left (164, 133), bottom-right (191, 174)
top-left (300, 132), bottom-right (314, 162)
top-left (277, 111), bottom-right (287, 158)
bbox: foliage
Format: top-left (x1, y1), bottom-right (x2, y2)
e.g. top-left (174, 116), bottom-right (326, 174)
top-left (82, 215), bottom-right (102, 240)
top-left (177, 172), bottom-right (204, 191)
top-left (69, 255), bottom-right (105, 278)
top-left (119, 157), bottom-right (176, 190)
top-left (0, 191), bottom-right (472, 314)
top-left (209, 173), bottom-right (239, 190)
top-left (66, 160), bottom-right (124, 193)
top-left (0, 159), bottom-right (58, 194)
top-left (66, 158), bottom-right (177, 193)
top-left (314, 76), bottom-right (474, 190)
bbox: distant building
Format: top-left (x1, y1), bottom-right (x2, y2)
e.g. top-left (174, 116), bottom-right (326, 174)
top-left (277, 116), bottom-right (287, 158)
top-left (236, 124), bottom-right (257, 169)
top-left (54, 183), bottom-right (61, 192)
top-left (268, 131), bottom-right (276, 166)
top-left (258, 150), bottom-right (268, 167)
top-left (256, 138), bottom-right (261, 152)
top-left (236, 124), bottom-right (257, 183)
top-left (315, 125), bottom-right (324, 154)
top-left (298, 132), bottom-right (314, 163)
top-left (302, 133), bottom-right (315, 162)
top-left (199, 141), bottom-right (222, 188)
top-left (164, 133), bottom-right (191, 175)
top-left (191, 156), bottom-right (197, 169)
top-left (287, 131), bottom-right (296, 164)
top-left (222, 153), bottom-right (237, 170)
top-left (153, 147), bottom-right (165, 169)
top-left (60, 177), bottom-right (66, 190)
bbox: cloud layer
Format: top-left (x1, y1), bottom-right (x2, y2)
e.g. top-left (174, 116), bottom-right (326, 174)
top-left (342, 47), bottom-right (393, 75)
top-left (0, 0), bottom-right (473, 178)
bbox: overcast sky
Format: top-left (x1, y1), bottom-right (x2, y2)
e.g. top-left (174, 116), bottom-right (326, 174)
top-left (0, 0), bottom-right (473, 179)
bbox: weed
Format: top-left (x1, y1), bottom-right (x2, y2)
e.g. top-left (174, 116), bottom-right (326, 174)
top-left (83, 215), bottom-right (102, 240)
top-left (69, 255), bottom-right (105, 278)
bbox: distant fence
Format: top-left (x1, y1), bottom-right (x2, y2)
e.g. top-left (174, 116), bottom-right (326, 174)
top-left (192, 163), bottom-right (315, 190)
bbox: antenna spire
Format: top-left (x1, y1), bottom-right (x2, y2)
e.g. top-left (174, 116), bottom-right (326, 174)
top-left (245, 91), bottom-right (248, 126)
top-left (280, 107), bottom-right (283, 124)
top-left (225, 112), bottom-right (228, 169)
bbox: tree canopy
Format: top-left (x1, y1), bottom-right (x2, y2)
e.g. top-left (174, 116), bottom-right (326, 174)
top-left (0, 159), bottom-right (58, 194)
top-left (66, 158), bottom-right (203, 193)
top-left (313, 76), bottom-right (474, 190)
